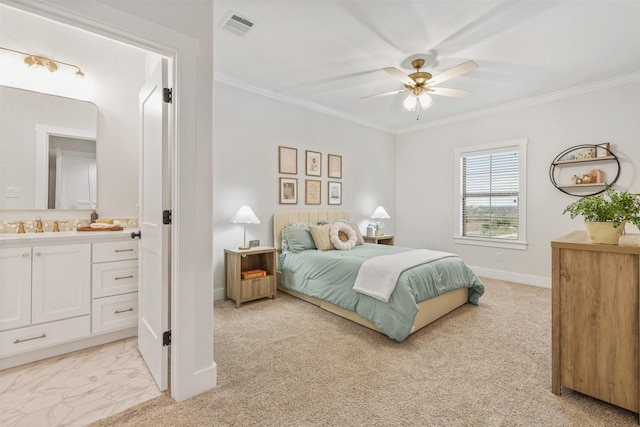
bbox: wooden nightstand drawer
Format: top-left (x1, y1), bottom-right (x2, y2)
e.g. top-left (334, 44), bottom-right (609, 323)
top-left (241, 275), bottom-right (275, 299)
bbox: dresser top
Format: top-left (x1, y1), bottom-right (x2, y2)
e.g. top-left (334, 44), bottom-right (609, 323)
top-left (552, 230), bottom-right (640, 254)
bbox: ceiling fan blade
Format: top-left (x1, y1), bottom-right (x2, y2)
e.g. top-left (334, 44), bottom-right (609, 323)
top-left (383, 67), bottom-right (415, 86)
top-left (360, 88), bottom-right (409, 99)
top-left (428, 60), bottom-right (478, 86)
top-left (426, 87), bottom-right (472, 98)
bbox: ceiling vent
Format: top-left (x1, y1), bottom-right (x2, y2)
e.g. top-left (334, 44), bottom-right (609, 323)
top-left (222, 13), bottom-right (255, 37)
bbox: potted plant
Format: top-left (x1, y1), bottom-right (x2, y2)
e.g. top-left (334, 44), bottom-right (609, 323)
top-left (563, 185), bottom-right (640, 244)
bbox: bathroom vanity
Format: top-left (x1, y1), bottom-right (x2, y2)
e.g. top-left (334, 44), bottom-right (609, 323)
top-left (0, 230), bottom-right (138, 369)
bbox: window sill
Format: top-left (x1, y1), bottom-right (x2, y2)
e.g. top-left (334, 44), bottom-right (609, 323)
top-left (453, 236), bottom-right (528, 250)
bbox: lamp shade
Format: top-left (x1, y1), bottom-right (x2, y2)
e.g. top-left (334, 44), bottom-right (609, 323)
top-left (230, 205), bottom-right (260, 224)
top-left (371, 206), bottom-right (390, 219)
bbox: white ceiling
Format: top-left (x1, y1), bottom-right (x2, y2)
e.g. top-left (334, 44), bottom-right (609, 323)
top-left (2, 1), bottom-right (638, 135)
top-left (212, 1), bottom-right (640, 133)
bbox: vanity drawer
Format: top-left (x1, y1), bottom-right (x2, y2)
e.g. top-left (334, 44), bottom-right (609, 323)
top-left (92, 260), bottom-right (138, 298)
top-left (93, 240), bottom-right (138, 263)
top-left (92, 292), bottom-right (138, 333)
top-left (0, 316), bottom-right (90, 357)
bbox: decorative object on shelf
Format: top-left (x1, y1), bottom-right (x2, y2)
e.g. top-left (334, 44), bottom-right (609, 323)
top-left (279, 177), bottom-right (298, 204)
top-left (595, 142), bottom-right (611, 158)
top-left (230, 205), bottom-right (261, 250)
top-left (328, 181), bottom-right (342, 205)
top-left (371, 206), bottom-right (390, 236)
top-left (549, 144), bottom-right (620, 196)
top-left (563, 185), bottom-right (640, 244)
top-left (278, 146), bottom-right (297, 175)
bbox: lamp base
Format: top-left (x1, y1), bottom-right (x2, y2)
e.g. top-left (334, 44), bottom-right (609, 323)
top-left (238, 246), bottom-right (250, 250)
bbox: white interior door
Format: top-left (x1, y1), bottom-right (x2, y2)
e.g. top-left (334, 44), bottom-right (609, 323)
top-left (136, 59), bottom-right (170, 391)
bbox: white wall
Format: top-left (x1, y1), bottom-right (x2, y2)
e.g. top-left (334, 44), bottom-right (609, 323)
top-left (396, 79), bottom-right (640, 286)
top-left (212, 81), bottom-right (397, 298)
top-left (0, 4), bottom-right (147, 220)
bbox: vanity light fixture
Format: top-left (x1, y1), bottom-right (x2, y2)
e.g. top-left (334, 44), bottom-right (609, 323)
top-left (230, 205), bottom-right (260, 250)
top-left (0, 46), bottom-right (85, 78)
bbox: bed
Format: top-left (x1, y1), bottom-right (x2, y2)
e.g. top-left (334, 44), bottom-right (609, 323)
top-left (274, 210), bottom-right (484, 342)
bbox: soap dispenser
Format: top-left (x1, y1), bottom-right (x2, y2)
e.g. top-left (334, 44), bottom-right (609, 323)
top-left (90, 207), bottom-right (99, 224)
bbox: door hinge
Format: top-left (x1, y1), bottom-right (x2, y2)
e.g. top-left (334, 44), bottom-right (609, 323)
top-left (163, 88), bottom-right (173, 103)
top-left (163, 209), bottom-right (172, 225)
top-left (163, 330), bottom-right (171, 346)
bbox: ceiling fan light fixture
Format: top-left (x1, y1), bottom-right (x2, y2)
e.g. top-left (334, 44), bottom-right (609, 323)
top-left (402, 94), bottom-right (417, 111)
top-left (418, 93), bottom-right (432, 109)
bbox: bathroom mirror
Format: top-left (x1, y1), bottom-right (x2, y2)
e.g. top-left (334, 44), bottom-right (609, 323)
top-left (0, 85), bottom-right (97, 210)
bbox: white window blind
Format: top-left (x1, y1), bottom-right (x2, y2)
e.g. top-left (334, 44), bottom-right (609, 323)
top-left (455, 139), bottom-right (527, 249)
top-left (462, 150), bottom-right (519, 240)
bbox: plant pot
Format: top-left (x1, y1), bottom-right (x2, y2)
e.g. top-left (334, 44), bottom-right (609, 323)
top-left (584, 221), bottom-right (626, 245)
top-left (375, 230), bottom-right (382, 236)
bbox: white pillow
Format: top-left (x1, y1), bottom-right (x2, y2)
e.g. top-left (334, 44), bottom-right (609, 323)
top-left (330, 222), bottom-right (357, 250)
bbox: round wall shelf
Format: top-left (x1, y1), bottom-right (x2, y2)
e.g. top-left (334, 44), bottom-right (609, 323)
top-left (549, 144), bottom-right (620, 196)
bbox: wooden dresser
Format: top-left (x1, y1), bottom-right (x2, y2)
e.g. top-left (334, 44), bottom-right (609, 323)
top-left (551, 231), bottom-right (640, 413)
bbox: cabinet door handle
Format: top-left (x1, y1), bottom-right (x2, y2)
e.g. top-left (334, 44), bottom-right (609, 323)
top-left (22, 253), bottom-right (29, 258)
top-left (34, 252), bottom-right (41, 257)
top-left (114, 249), bottom-right (134, 253)
top-left (115, 308), bottom-right (134, 314)
top-left (14, 333), bottom-right (47, 344)
top-left (114, 275), bottom-right (134, 280)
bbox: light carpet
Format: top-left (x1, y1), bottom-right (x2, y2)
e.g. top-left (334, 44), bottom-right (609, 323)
top-left (91, 278), bottom-right (638, 426)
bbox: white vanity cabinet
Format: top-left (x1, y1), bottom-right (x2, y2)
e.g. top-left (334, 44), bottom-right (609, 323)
top-left (0, 231), bottom-right (139, 370)
top-left (0, 247), bottom-right (32, 331)
top-left (0, 242), bottom-right (91, 359)
top-left (91, 240), bottom-right (139, 333)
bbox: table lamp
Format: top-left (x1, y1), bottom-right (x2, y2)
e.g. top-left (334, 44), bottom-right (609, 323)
top-left (371, 206), bottom-right (390, 235)
top-left (230, 205), bottom-right (260, 250)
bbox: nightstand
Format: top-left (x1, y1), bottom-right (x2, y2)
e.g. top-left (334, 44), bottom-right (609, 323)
top-left (224, 246), bottom-right (277, 308)
top-left (363, 235), bottom-right (395, 246)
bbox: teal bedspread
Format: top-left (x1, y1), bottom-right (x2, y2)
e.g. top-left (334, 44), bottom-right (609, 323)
top-left (279, 244), bottom-right (484, 342)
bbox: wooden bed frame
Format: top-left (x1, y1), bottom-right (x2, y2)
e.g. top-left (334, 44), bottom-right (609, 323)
top-left (274, 210), bottom-right (468, 337)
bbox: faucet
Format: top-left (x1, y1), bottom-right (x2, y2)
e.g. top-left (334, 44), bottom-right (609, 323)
top-left (35, 216), bottom-right (43, 233)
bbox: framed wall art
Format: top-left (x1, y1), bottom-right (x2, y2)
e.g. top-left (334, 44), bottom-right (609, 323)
top-left (305, 180), bottom-right (321, 205)
top-left (328, 181), bottom-right (342, 205)
top-left (328, 154), bottom-right (342, 179)
top-left (279, 177), bottom-right (298, 204)
top-left (305, 150), bottom-right (321, 176)
top-left (596, 142), bottom-right (611, 158)
top-left (278, 146), bottom-right (297, 174)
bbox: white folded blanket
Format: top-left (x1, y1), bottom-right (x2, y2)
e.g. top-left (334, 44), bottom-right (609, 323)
top-left (352, 249), bottom-right (455, 302)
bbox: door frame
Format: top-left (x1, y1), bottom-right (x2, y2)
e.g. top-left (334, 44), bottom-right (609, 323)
top-left (4, 0), bottom-right (216, 402)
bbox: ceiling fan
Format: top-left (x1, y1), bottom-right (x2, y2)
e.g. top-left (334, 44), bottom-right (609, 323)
top-left (362, 58), bottom-right (478, 118)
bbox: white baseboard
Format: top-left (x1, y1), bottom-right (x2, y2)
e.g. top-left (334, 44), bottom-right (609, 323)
top-left (469, 266), bottom-right (551, 289)
top-left (213, 287), bottom-right (226, 301)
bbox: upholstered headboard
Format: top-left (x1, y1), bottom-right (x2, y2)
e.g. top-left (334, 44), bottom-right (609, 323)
top-left (273, 209), bottom-right (350, 251)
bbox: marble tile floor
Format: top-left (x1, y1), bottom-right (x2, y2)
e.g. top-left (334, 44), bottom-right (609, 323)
top-left (0, 337), bottom-right (161, 426)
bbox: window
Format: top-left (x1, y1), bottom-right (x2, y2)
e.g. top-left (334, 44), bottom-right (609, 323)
top-left (454, 139), bottom-right (527, 250)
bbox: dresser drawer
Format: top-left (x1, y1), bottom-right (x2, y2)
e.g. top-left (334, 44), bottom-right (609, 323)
top-left (0, 316), bottom-right (90, 357)
top-left (92, 259), bottom-right (138, 298)
top-left (93, 240), bottom-right (138, 263)
top-left (92, 292), bottom-right (138, 333)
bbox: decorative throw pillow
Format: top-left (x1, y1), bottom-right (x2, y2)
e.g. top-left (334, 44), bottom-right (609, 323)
top-left (283, 225), bottom-right (316, 253)
top-left (335, 219), bottom-right (364, 245)
top-left (309, 224), bottom-right (334, 251)
top-left (330, 222), bottom-right (357, 250)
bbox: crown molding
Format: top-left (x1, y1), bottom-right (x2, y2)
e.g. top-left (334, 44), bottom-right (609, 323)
top-left (397, 71), bottom-right (640, 134)
top-left (215, 71), bottom-right (640, 136)
top-left (214, 72), bottom-right (395, 134)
